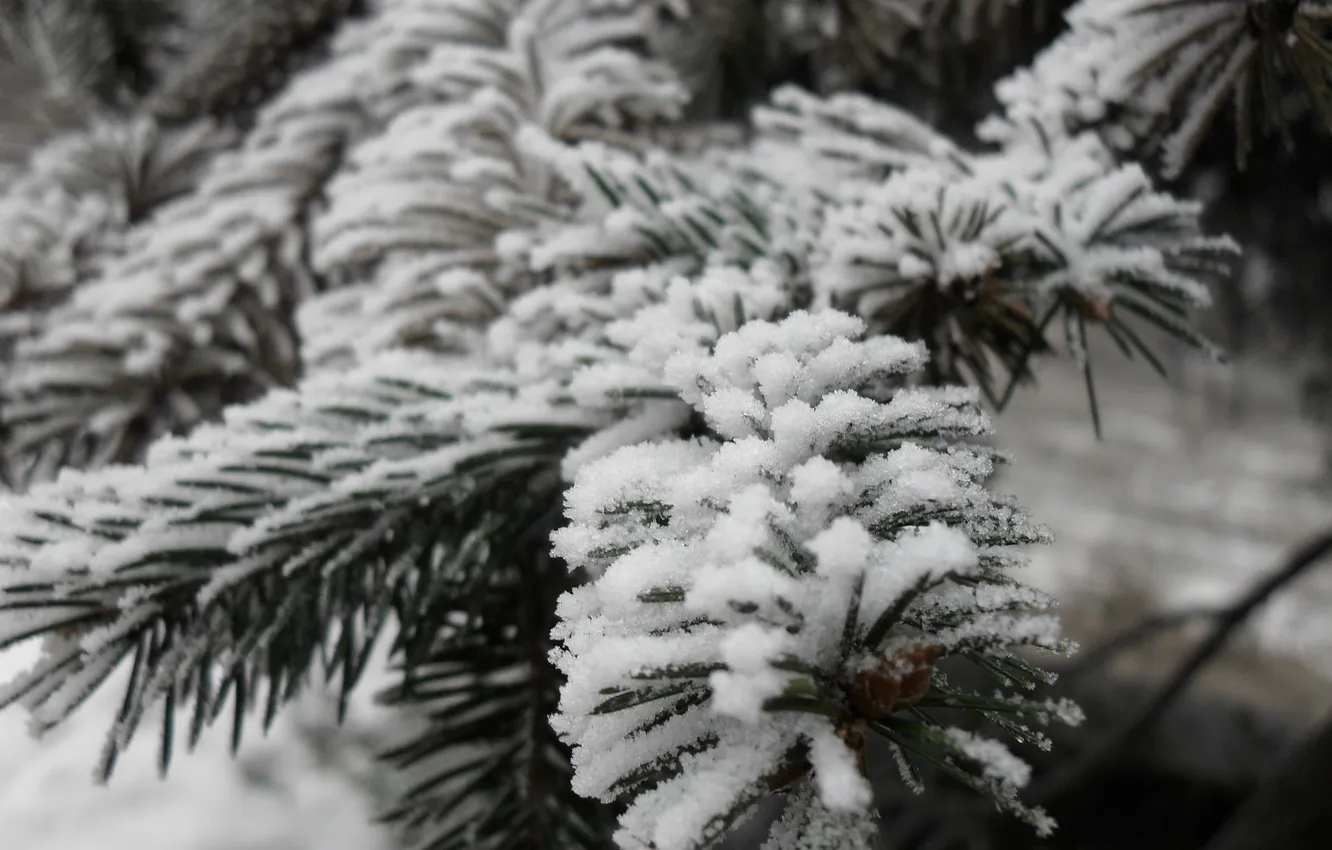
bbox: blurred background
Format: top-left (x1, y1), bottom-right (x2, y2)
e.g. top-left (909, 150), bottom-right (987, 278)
top-left (1, 1), bottom-right (1330, 848)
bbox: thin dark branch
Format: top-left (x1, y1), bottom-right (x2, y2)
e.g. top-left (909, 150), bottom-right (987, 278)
top-left (1031, 526), bottom-right (1332, 804)
top-left (1059, 605), bottom-right (1222, 684)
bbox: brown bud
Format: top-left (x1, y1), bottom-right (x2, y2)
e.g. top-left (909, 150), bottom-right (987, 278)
top-left (847, 644), bottom-right (942, 720)
top-left (1075, 292), bottom-right (1114, 323)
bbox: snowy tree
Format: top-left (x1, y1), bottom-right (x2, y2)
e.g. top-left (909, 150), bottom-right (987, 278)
top-left (0, 1), bottom-right (1320, 849)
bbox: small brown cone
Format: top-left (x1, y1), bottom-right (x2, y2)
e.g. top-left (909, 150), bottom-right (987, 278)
top-left (847, 643), bottom-right (942, 720)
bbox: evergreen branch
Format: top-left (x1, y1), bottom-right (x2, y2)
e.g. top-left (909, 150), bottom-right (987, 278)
top-left (0, 14), bottom-right (1255, 850)
top-left (0, 0), bottom-right (517, 485)
top-left (0, 118), bottom-right (235, 455)
top-left (297, 0), bottom-right (697, 370)
top-left (0, 246), bottom-right (772, 826)
top-left (551, 304), bottom-right (1077, 850)
top-left (377, 518), bottom-right (616, 850)
top-left (810, 134), bottom-right (1230, 426)
top-left (984, 0), bottom-right (1332, 176)
top-left (147, 0), bottom-right (362, 127)
top-left (0, 347), bottom-right (603, 777)
top-left (751, 84), bottom-right (964, 182)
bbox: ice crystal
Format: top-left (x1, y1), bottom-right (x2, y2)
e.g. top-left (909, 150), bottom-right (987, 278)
top-left (551, 304), bottom-right (1076, 850)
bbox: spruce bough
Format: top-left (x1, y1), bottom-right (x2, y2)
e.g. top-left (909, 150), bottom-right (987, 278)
top-left (1, 1), bottom-right (1309, 848)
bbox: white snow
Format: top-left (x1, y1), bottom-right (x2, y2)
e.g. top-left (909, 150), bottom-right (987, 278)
top-left (710, 624), bottom-right (792, 723)
top-left (552, 302), bottom-right (1070, 848)
top-left (805, 722), bottom-right (872, 811)
top-left (0, 640), bottom-right (397, 850)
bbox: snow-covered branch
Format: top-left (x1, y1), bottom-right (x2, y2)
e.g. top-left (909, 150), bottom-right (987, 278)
top-left (983, 0), bottom-right (1332, 176)
top-left (0, 0), bottom-right (513, 484)
top-left (298, 0), bottom-right (690, 368)
top-left (0, 6), bottom-right (1276, 849)
top-left (551, 305), bottom-right (1080, 850)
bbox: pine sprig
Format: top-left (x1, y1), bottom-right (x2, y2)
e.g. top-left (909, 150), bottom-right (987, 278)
top-left (1011, 150), bottom-right (1236, 429)
top-left (298, 0), bottom-right (691, 369)
top-left (0, 347), bottom-right (603, 777)
top-left (377, 531), bottom-right (617, 850)
top-left (0, 114), bottom-right (817, 783)
top-left (0, 249), bottom-right (765, 785)
top-left (0, 0), bottom-right (515, 485)
top-left (0, 115), bottom-right (233, 338)
top-left (551, 305), bottom-right (1078, 850)
top-left (147, 0), bottom-right (362, 127)
top-left (0, 261), bottom-right (799, 847)
top-left (804, 129), bottom-right (1229, 426)
top-left (815, 167), bottom-right (1043, 404)
top-left (750, 84), bottom-right (966, 184)
top-left (985, 0), bottom-right (1332, 177)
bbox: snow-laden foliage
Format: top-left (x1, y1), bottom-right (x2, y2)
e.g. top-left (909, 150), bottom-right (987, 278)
top-left (551, 306), bottom-right (1081, 850)
top-left (0, 245), bottom-right (800, 850)
top-left (0, 117), bottom-right (232, 353)
top-left (298, 0), bottom-right (688, 368)
top-left (0, 345), bottom-right (600, 771)
top-left (814, 167), bottom-right (1037, 396)
top-left (759, 0), bottom-right (1041, 89)
top-left (754, 86), bottom-right (1235, 415)
top-left (1, 0), bottom-right (470, 483)
top-left (0, 135), bottom-right (758, 773)
top-left (0, 0), bottom-right (699, 488)
top-left (749, 85), bottom-right (965, 185)
top-left (1014, 149), bottom-right (1235, 366)
top-left (0, 0), bottom-right (1245, 489)
top-left (0, 135), bottom-right (819, 836)
top-left (145, 0), bottom-right (359, 125)
top-left (983, 0), bottom-right (1332, 176)
top-left (0, 53), bottom-right (1229, 837)
top-left (0, 2), bottom-right (1285, 849)
top-left (1, 0), bottom-right (356, 121)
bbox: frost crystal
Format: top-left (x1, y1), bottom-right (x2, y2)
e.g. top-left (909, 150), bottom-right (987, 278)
top-left (551, 305), bottom-right (1075, 850)
top-left (0, 6), bottom-right (1251, 849)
